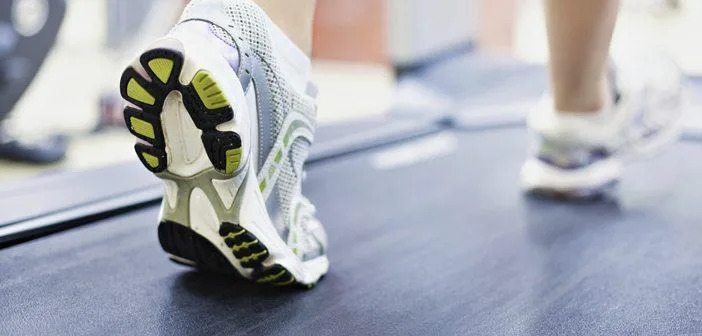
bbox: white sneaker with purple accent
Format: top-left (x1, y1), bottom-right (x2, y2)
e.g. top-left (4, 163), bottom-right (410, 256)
top-left (521, 54), bottom-right (686, 199)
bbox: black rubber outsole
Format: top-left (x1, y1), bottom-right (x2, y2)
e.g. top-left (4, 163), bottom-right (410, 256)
top-left (158, 220), bottom-right (239, 275)
top-left (159, 221), bottom-right (308, 288)
top-left (119, 48), bottom-right (240, 174)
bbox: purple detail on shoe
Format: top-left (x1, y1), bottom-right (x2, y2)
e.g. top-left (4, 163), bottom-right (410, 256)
top-left (208, 24), bottom-right (241, 73)
top-left (220, 43), bottom-right (241, 72)
top-left (643, 127), bottom-right (659, 139)
top-left (630, 103), bottom-right (662, 140)
top-left (537, 147), bottom-right (611, 170)
top-left (569, 179), bottom-right (619, 198)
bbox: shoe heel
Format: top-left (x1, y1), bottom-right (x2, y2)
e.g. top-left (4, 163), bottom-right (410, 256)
top-left (121, 39), bottom-right (321, 288)
top-left (120, 46), bottom-right (243, 176)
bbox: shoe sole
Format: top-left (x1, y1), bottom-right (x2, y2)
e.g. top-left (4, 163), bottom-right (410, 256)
top-left (120, 35), bottom-right (326, 288)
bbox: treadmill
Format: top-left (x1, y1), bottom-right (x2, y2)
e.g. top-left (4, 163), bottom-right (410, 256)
top-left (2, 54), bottom-right (702, 335)
top-left (0, 0), bottom-right (68, 164)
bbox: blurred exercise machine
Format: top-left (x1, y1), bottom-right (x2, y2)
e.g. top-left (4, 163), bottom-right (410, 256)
top-left (96, 0), bottom-right (185, 131)
top-left (0, 0), bottom-right (67, 164)
top-left (389, 0), bottom-right (476, 74)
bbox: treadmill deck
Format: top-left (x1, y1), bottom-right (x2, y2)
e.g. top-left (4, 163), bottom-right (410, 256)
top-left (3, 128), bottom-right (702, 335)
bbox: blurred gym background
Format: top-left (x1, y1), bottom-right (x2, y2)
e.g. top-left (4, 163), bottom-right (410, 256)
top-left (0, 0), bottom-right (699, 183)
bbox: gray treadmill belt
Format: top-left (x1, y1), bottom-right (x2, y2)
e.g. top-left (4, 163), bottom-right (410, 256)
top-left (0, 115), bottom-right (442, 245)
top-left (3, 128), bottom-right (702, 335)
top-left (412, 53), bottom-right (547, 105)
top-left (0, 163), bottom-right (156, 227)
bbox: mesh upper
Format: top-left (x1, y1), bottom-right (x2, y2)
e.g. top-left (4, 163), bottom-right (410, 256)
top-left (187, 0), bottom-right (319, 253)
top-left (208, 24), bottom-right (237, 48)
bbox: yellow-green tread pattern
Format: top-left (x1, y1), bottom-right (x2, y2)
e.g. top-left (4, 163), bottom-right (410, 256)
top-left (127, 78), bottom-right (155, 105)
top-left (231, 240), bottom-right (259, 252)
top-left (224, 229), bottom-right (246, 239)
top-left (129, 117), bottom-right (155, 139)
top-left (141, 152), bottom-right (160, 168)
top-left (192, 70), bottom-right (229, 110)
top-left (219, 222), bottom-right (306, 287)
top-left (253, 265), bottom-right (299, 287)
top-left (274, 278), bottom-right (296, 287)
top-left (240, 251), bottom-right (268, 264)
top-left (256, 270), bottom-right (287, 283)
top-left (148, 58), bottom-right (174, 83)
top-left (225, 148), bottom-right (242, 174)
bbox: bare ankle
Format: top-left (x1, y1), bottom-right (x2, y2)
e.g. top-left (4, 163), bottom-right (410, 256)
top-left (554, 95), bottom-right (606, 114)
top-left (553, 79), bottom-right (612, 114)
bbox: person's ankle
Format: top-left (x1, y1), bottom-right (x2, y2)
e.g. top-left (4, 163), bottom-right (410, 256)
top-left (553, 80), bottom-right (614, 115)
top-left (554, 96), bottom-right (607, 114)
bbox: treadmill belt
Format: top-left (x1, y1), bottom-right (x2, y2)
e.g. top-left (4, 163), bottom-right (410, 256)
top-left (0, 114), bottom-right (441, 246)
top-left (3, 128), bottom-right (702, 335)
top-left (410, 53), bottom-right (547, 105)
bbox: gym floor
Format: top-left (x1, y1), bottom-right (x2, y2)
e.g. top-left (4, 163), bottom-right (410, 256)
top-left (1, 0), bottom-right (702, 184)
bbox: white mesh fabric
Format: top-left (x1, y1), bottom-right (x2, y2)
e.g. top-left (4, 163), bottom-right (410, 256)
top-left (223, 0), bottom-right (317, 129)
top-left (288, 138), bottom-right (325, 259)
top-left (275, 149), bottom-right (298, 232)
top-left (215, 0), bottom-right (318, 248)
top-left (225, 1), bottom-right (287, 136)
top-left (208, 24), bottom-right (237, 47)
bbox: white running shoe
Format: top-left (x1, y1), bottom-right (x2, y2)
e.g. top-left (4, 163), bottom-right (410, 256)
top-left (521, 54), bottom-right (687, 199)
top-left (120, 0), bottom-right (328, 287)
